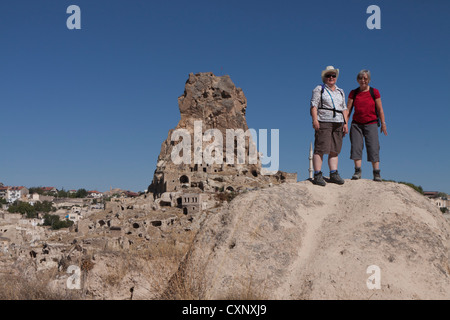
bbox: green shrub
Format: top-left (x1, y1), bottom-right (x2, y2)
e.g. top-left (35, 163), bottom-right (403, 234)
top-left (383, 180), bottom-right (424, 195)
top-left (8, 201), bottom-right (37, 218)
top-left (43, 214), bottom-right (74, 230)
top-left (398, 181), bottom-right (424, 194)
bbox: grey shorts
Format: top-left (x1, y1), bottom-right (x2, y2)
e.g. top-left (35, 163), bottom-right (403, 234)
top-left (314, 122), bottom-right (344, 155)
top-left (350, 122), bottom-right (380, 162)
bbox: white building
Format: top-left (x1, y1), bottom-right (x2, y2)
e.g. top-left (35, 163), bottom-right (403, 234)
top-left (87, 190), bottom-right (103, 199)
top-left (0, 237), bottom-right (10, 254)
top-left (6, 186), bottom-right (29, 203)
top-left (424, 191), bottom-right (449, 211)
top-left (66, 212), bottom-right (81, 222)
top-left (18, 218), bottom-right (45, 227)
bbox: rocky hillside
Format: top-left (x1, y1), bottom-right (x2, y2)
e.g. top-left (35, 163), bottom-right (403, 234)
top-left (175, 180), bottom-right (450, 299)
top-left (1, 179), bottom-right (449, 300)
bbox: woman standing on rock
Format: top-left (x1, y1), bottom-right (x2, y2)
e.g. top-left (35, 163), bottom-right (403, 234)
top-left (347, 70), bottom-right (387, 181)
top-left (310, 66), bottom-right (348, 186)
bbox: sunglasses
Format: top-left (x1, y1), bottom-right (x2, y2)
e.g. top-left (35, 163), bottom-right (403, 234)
top-left (325, 74), bottom-right (337, 78)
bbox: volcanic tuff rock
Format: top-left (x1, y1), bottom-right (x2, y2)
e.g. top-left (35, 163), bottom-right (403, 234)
top-left (178, 72), bottom-right (249, 132)
top-left (175, 180), bottom-right (450, 299)
top-left (154, 72), bottom-right (255, 169)
top-left (149, 72), bottom-right (296, 196)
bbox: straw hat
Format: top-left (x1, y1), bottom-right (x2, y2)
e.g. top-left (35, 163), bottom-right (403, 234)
top-left (321, 66), bottom-right (339, 80)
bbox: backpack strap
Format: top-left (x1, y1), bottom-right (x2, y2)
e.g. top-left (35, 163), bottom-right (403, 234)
top-left (318, 84), bottom-right (346, 123)
top-left (369, 87), bottom-right (376, 100)
top-left (370, 87), bottom-right (381, 127)
top-left (320, 84), bottom-right (325, 109)
top-left (351, 87), bottom-right (360, 109)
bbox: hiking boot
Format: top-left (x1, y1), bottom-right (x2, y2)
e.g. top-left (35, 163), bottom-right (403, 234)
top-left (313, 171), bottom-right (326, 186)
top-left (373, 169), bottom-right (382, 182)
top-left (352, 167), bottom-right (362, 180)
top-left (329, 170), bottom-right (345, 185)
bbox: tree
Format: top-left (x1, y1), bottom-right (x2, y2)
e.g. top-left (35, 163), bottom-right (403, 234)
top-left (437, 192), bottom-right (448, 200)
top-left (28, 187), bottom-right (44, 195)
top-left (8, 201), bottom-right (37, 218)
top-left (75, 188), bottom-right (88, 198)
top-left (43, 214), bottom-right (74, 230)
top-left (43, 213), bottom-right (59, 227)
top-left (34, 200), bottom-right (56, 213)
top-left (57, 188), bottom-right (69, 198)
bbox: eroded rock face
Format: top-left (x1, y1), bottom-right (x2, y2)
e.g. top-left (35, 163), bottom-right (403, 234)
top-left (175, 180), bottom-right (450, 300)
top-left (148, 72), bottom-right (294, 197)
top-left (178, 72), bottom-right (248, 132)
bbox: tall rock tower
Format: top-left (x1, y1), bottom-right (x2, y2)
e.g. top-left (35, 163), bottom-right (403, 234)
top-left (149, 72), bottom-right (290, 197)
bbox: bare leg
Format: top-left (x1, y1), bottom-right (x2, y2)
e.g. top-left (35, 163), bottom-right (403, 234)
top-left (328, 152), bottom-right (339, 171)
top-left (313, 154), bottom-right (323, 172)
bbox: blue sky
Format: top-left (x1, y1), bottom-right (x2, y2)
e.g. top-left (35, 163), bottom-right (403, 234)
top-left (0, 0), bottom-right (449, 193)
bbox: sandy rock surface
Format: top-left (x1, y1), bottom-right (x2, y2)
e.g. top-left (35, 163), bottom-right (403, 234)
top-left (181, 180), bottom-right (450, 299)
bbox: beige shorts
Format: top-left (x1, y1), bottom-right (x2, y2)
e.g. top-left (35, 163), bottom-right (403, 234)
top-left (314, 122), bottom-right (344, 155)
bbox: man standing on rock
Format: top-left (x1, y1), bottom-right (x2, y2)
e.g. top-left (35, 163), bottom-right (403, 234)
top-left (310, 66), bottom-right (348, 186)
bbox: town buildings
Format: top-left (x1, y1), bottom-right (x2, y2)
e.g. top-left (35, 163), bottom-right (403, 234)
top-left (424, 191), bottom-right (449, 212)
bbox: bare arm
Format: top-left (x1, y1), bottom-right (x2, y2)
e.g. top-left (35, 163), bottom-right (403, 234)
top-left (375, 98), bottom-right (387, 136)
top-left (310, 106), bottom-right (320, 131)
top-left (346, 98), bottom-right (354, 119)
top-left (342, 109), bottom-right (349, 135)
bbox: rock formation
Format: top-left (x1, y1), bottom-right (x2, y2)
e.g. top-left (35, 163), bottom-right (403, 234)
top-left (172, 180), bottom-right (450, 299)
top-left (148, 72), bottom-right (296, 198)
top-left (3, 72), bottom-right (448, 301)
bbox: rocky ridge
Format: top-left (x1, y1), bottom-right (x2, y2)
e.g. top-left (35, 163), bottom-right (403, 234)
top-left (174, 180), bottom-right (450, 299)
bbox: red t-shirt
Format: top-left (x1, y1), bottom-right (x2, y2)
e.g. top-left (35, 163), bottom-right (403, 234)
top-left (349, 88), bottom-right (381, 124)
